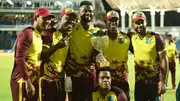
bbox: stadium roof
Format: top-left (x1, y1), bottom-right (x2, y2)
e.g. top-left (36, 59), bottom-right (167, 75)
top-left (106, 0), bottom-right (180, 12)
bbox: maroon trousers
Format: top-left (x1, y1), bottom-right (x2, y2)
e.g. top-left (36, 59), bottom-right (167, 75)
top-left (39, 78), bottom-right (65, 101)
top-left (135, 81), bottom-right (160, 101)
top-left (68, 77), bottom-right (94, 101)
top-left (10, 80), bottom-right (39, 101)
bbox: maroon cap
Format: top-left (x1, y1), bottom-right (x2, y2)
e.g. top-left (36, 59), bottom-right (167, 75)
top-left (60, 8), bottom-right (78, 17)
top-left (106, 10), bottom-right (119, 20)
top-left (33, 8), bottom-right (54, 20)
top-left (132, 12), bottom-right (146, 23)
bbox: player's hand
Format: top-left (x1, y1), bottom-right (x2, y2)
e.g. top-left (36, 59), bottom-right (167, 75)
top-left (57, 35), bottom-right (72, 48)
top-left (158, 81), bottom-right (166, 94)
top-left (96, 29), bottom-right (107, 36)
top-left (89, 63), bottom-right (95, 72)
top-left (25, 79), bottom-right (36, 98)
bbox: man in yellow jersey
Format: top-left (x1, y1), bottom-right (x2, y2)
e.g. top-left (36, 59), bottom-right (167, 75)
top-left (166, 34), bottom-right (178, 89)
top-left (100, 10), bottom-right (130, 100)
top-left (92, 67), bottom-right (128, 101)
top-left (65, 1), bottom-right (99, 101)
top-left (39, 8), bottom-right (78, 101)
top-left (10, 8), bottom-right (54, 101)
top-left (129, 12), bottom-right (169, 101)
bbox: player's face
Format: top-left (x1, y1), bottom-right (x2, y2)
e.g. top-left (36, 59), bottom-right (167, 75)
top-left (37, 15), bottom-right (55, 30)
top-left (79, 5), bottom-right (93, 22)
top-left (133, 19), bottom-right (146, 35)
top-left (168, 36), bottom-right (173, 41)
top-left (45, 16), bottom-right (58, 30)
top-left (60, 14), bottom-right (77, 32)
top-left (98, 71), bottom-right (111, 90)
top-left (106, 17), bottom-right (119, 33)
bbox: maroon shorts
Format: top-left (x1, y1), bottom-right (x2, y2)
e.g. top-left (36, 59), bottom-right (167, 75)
top-left (10, 80), bottom-right (39, 101)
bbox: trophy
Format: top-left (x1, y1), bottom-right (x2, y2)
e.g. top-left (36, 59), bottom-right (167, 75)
top-left (91, 35), bottom-right (109, 67)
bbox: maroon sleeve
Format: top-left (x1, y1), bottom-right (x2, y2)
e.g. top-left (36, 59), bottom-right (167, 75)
top-left (117, 89), bottom-right (128, 101)
top-left (111, 86), bottom-right (128, 101)
top-left (154, 33), bottom-right (165, 53)
top-left (15, 28), bottom-right (33, 80)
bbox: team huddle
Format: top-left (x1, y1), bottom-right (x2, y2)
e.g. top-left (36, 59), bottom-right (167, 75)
top-left (10, 1), bottom-right (170, 101)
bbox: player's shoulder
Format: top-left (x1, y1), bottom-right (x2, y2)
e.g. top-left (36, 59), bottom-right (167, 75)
top-left (119, 31), bottom-right (129, 37)
top-left (149, 31), bottom-right (161, 37)
top-left (127, 31), bottom-right (137, 38)
top-left (92, 90), bottom-right (99, 97)
top-left (149, 31), bottom-right (164, 41)
top-left (21, 26), bottom-right (34, 34)
top-left (18, 26), bottom-right (34, 37)
top-left (16, 26), bottom-right (34, 42)
top-left (119, 31), bottom-right (126, 35)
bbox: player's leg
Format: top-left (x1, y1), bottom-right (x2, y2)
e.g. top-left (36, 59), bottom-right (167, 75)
top-left (39, 79), bottom-right (55, 101)
top-left (176, 82), bottom-right (180, 101)
top-left (69, 77), bottom-right (84, 101)
top-left (169, 60), bottom-right (176, 89)
top-left (10, 80), bottom-right (26, 101)
top-left (147, 83), bottom-right (159, 101)
top-left (57, 78), bottom-right (66, 101)
top-left (83, 77), bottom-right (95, 101)
top-left (134, 82), bottom-right (146, 101)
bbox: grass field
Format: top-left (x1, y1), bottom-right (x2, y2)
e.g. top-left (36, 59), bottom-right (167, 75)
top-left (0, 53), bottom-right (179, 101)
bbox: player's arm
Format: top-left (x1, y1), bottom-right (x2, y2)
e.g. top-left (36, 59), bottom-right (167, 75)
top-left (41, 32), bottom-right (69, 60)
top-left (15, 29), bottom-right (35, 97)
top-left (156, 34), bottom-right (169, 94)
top-left (175, 46), bottom-right (178, 58)
top-left (127, 32), bottom-right (134, 54)
top-left (111, 86), bottom-right (128, 101)
top-left (15, 29), bottom-right (32, 80)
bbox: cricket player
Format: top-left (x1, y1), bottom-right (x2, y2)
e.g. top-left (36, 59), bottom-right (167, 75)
top-left (65, 1), bottom-right (99, 101)
top-left (129, 12), bottom-right (169, 101)
top-left (39, 8), bottom-right (78, 101)
top-left (10, 8), bottom-right (54, 101)
top-left (92, 67), bottom-right (128, 101)
top-left (102, 10), bottom-right (130, 100)
top-left (166, 34), bottom-right (178, 89)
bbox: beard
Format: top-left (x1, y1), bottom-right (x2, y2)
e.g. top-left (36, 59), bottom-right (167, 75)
top-left (135, 27), bottom-right (146, 35)
top-left (81, 16), bottom-right (92, 22)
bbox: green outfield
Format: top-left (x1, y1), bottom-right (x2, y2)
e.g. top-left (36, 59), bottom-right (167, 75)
top-left (0, 53), bottom-right (179, 101)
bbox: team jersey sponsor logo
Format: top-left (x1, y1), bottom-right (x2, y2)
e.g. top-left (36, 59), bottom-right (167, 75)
top-left (108, 96), bottom-right (114, 101)
top-left (91, 29), bottom-right (97, 35)
top-left (119, 38), bottom-right (124, 44)
top-left (145, 38), bottom-right (151, 44)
